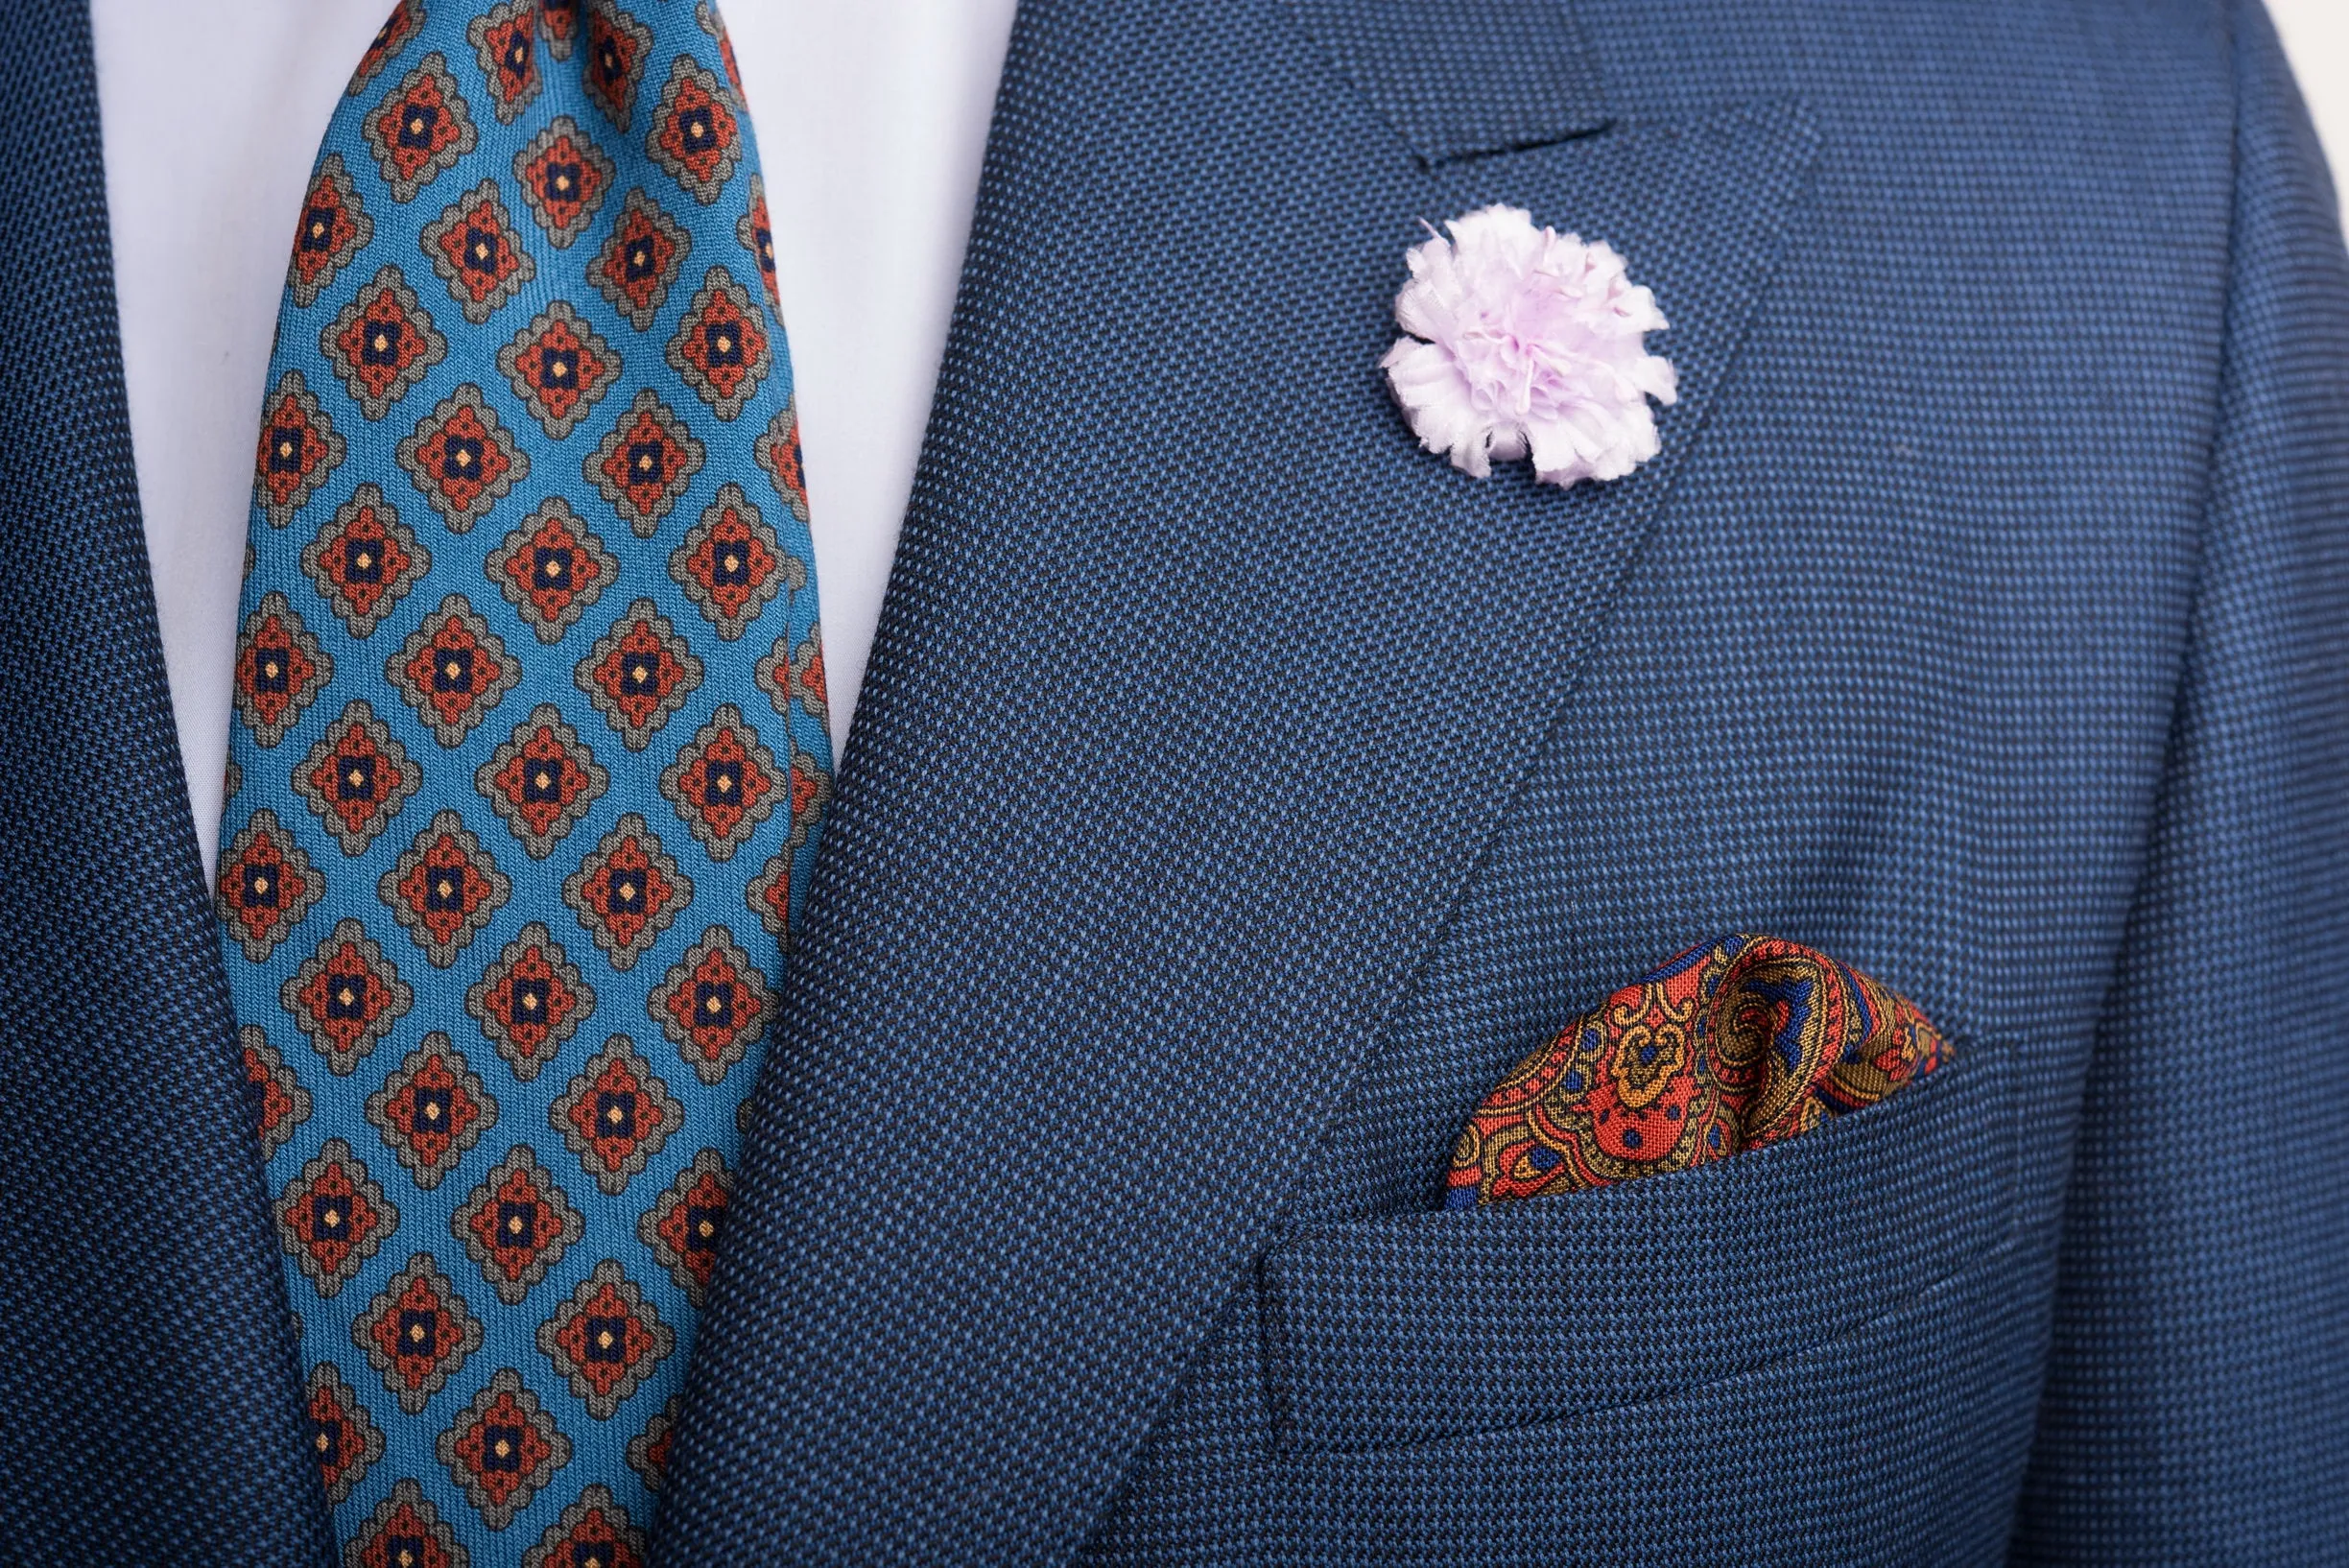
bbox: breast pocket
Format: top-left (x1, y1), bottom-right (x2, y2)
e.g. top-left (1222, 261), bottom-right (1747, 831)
top-left (1257, 1038), bottom-right (2018, 1455)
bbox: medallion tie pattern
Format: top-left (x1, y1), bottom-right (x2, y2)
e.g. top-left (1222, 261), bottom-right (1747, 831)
top-left (218, 3), bottom-right (829, 1558)
top-left (1448, 936), bottom-right (1947, 1204)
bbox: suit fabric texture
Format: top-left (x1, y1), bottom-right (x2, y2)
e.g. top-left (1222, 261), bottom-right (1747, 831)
top-left (1, 0), bottom-right (2345, 1564)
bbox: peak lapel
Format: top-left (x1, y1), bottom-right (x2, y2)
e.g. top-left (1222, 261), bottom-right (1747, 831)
top-left (657, 1), bottom-right (1817, 1561)
top-left (0, 4), bottom-right (330, 1561)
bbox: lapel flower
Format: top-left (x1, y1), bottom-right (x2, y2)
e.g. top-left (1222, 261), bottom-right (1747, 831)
top-left (1382, 204), bottom-right (1676, 487)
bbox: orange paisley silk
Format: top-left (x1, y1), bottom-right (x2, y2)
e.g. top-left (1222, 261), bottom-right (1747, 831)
top-left (1447, 934), bottom-right (1947, 1206)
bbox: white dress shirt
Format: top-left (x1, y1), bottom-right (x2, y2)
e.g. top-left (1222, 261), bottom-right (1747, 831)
top-left (91, 0), bottom-right (1019, 881)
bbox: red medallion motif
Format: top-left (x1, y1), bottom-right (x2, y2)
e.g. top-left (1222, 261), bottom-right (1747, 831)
top-left (698, 1), bottom-right (745, 98)
top-left (754, 626), bottom-right (829, 725)
top-left (476, 702), bottom-right (611, 858)
top-left (658, 703), bottom-right (778, 861)
top-left (254, 370), bottom-right (346, 529)
top-left (352, 1250), bottom-right (486, 1414)
top-left (437, 1366), bottom-right (572, 1531)
top-left (348, 0), bottom-right (425, 96)
top-left (576, 600), bottom-right (704, 748)
top-left (540, 0), bottom-right (581, 60)
top-left (243, 1026), bottom-right (315, 1157)
top-left (536, 1258), bottom-right (674, 1419)
top-left (647, 926), bottom-right (771, 1083)
top-left (669, 483), bottom-right (793, 638)
top-left (451, 1144), bottom-right (586, 1304)
top-left (281, 917), bottom-right (416, 1076)
top-left (735, 174), bottom-right (778, 310)
top-left (752, 396), bottom-right (811, 521)
top-left (646, 55), bottom-right (741, 204)
top-left (288, 153), bottom-right (374, 308)
top-left (548, 1034), bottom-right (679, 1195)
top-left (465, 922), bottom-right (598, 1081)
top-left (498, 302), bottom-right (623, 440)
top-left (395, 384), bottom-right (530, 534)
top-left (582, 5), bottom-right (653, 129)
top-left (486, 498), bottom-right (619, 643)
top-left (637, 1148), bottom-right (730, 1305)
top-left (420, 178), bottom-right (537, 324)
top-left (366, 1035), bottom-right (498, 1190)
top-left (521, 1485), bottom-right (647, 1568)
top-left (560, 814), bottom-right (693, 970)
top-left (364, 52), bottom-right (481, 202)
top-left (232, 591), bottom-right (333, 746)
top-left (294, 700), bottom-right (422, 855)
top-left (390, 593), bottom-right (522, 745)
top-left (590, 191), bottom-right (691, 330)
top-left (345, 1479), bottom-right (463, 1568)
top-left (219, 807), bottom-right (325, 962)
top-left (301, 483), bottom-right (432, 636)
top-left (306, 1362), bottom-right (385, 1506)
top-left (742, 746), bottom-right (830, 944)
top-left (624, 1396), bottom-right (678, 1492)
top-left (468, 0), bottom-right (543, 123)
top-left (380, 808), bottom-right (514, 968)
top-left (275, 1138), bottom-right (397, 1298)
top-left (324, 265), bottom-right (450, 421)
top-left (664, 267), bottom-right (770, 419)
top-left (587, 391), bottom-right (705, 535)
top-left (514, 115), bottom-right (615, 248)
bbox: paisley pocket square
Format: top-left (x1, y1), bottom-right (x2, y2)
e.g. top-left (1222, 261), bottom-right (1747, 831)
top-left (1447, 934), bottom-right (1946, 1206)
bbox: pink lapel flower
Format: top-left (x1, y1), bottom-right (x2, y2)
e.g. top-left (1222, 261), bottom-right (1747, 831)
top-left (1381, 204), bottom-right (1677, 487)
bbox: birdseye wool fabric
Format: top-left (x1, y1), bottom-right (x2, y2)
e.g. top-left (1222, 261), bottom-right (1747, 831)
top-left (213, 1), bottom-right (829, 1557)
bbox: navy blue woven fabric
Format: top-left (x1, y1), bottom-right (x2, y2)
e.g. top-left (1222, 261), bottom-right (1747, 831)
top-left (0, 3), bottom-right (336, 1563)
top-left (1, 0), bottom-right (2345, 1564)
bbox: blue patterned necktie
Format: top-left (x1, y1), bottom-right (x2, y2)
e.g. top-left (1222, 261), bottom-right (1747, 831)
top-left (217, 3), bottom-right (830, 1559)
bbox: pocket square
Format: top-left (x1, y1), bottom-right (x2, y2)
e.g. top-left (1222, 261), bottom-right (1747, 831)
top-left (1447, 934), bottom-right (1946, 1206)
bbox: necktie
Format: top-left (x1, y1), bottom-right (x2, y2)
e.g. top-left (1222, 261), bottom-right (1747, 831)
top-left (218, 3), bottom-right (829, 1558)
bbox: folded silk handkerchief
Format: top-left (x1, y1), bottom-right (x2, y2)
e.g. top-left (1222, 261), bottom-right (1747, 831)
top-left (1447, 934), bottom-right (1947, 1206)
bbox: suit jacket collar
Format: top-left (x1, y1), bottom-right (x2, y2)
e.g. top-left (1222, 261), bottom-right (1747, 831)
top-left (655, 0), bottom-right (1818, 1561)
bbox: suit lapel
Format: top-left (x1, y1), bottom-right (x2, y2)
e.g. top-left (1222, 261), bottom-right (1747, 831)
top-left (0, 5), bottom-right (332, 1561)
top-left (656, 1), bottom-right (1816, 1561)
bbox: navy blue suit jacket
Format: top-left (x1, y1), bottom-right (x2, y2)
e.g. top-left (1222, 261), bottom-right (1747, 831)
top-left (3, 0), bottom-right (2345, 1562)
